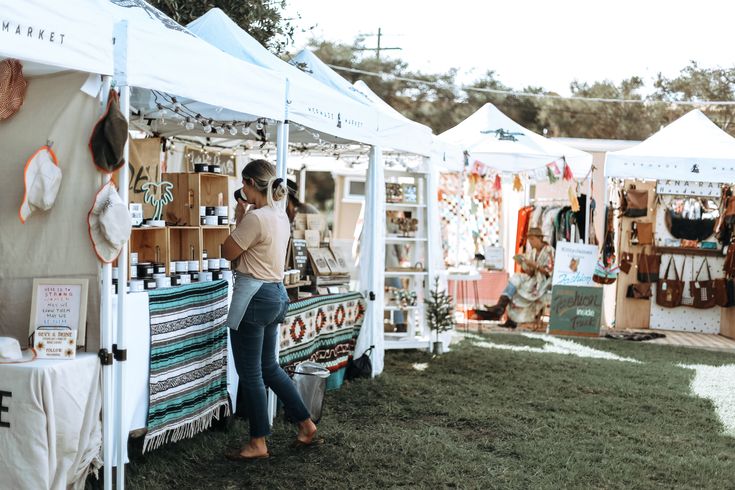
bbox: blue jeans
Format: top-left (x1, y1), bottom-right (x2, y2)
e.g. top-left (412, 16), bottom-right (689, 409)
top-left (229, 282), bottom-right (311, 438)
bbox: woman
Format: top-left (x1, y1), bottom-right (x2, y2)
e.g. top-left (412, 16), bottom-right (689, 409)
top-left (222, 159), bottom-right (319, 461)
top-left (483, 227), bottom-right (554, 328)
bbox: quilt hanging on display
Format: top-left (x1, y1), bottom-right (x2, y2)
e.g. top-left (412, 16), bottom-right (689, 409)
top-left (280, 292), bottom-right (366, 388)
top-left (144, 280), bottom-right (230, 452)
top-left (439, 172), bottom-right (501, 266)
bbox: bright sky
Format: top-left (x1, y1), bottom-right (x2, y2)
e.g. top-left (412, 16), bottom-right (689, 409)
top-left (284, 0), bottom-right (735, 96)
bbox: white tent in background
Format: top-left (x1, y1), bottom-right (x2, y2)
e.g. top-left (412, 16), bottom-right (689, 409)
top-left (440, 103), bottom-right (593, 179)
top-left (186, 8), bottom-right (378, 144)
top-left (605, 109), bottom-right (735, 182)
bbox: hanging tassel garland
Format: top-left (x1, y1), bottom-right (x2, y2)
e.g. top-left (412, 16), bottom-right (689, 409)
top-left (568, 186), bottom-right (580, 212)
top-left (563, 162), bottom-right (574, 181)
top-left (547, 165), bottom-right (559, 184)
top-left (513, 174), bottom-right (523, 192)
top-left (493, 174), bottom-right (502, 192)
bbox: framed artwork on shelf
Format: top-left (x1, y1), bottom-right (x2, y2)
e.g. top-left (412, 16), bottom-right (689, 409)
top-left (385, 183), bottom-right (404, 203)
top-left (401, 183), bottom-right (418, 203)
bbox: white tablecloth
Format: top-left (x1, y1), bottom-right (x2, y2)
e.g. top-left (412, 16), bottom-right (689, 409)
top-left (0, 353), bottom-right (102, 490)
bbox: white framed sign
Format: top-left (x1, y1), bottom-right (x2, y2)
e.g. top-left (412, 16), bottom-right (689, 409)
top-left (552, 242), bottom-right (598, 286)
top-left (656, 179), bottom-right (720, 198)
top-left (29, 278), bottom-right (89, 347)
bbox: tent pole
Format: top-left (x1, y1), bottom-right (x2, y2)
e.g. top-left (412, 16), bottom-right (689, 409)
top-left (98, 77), bottom-right (114, 490)
top-left (585, 171), bottom-right (592, 244)
top-left (113, 20), bottom-right (130, 489)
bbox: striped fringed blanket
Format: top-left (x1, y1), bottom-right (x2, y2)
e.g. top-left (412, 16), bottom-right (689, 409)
top-left (279, 292), bottom-right (366, 377)
top-left (143, 280), bottom-right (231, 452)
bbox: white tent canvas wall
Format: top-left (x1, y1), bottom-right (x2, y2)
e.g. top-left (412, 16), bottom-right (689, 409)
top-left (186, 8), bottom-right (379, 145)
top-left (605, 109), bottom-right (735, 182)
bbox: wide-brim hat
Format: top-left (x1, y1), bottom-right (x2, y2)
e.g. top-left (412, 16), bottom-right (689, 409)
top-left (89, 89), bottom-right (128, 173)
top-left (526, 227), bottom-right (545, 239)
top-left (19, 146), bottom-right (62, 223)
top-left (0, 337), bottom-right (36, 364)
top-left (88, 181), bottom-right (132, 263)
top-left (0, 59), bottom-right (27, 121)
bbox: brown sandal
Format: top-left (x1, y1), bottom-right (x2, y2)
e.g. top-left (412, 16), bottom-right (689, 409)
top-left (224, 448), bottom-right (271, 461)
top-left (290, 437), bottom-right (325, 449)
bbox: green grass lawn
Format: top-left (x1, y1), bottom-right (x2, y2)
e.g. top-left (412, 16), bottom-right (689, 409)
top-left (125, 333), bottom-right (735, 489)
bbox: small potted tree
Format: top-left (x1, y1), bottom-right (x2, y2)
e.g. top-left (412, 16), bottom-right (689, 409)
top-left (425, 276), bottom-right (455, 355)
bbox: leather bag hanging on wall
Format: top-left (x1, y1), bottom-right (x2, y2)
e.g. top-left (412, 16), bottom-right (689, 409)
top-left (626, 282), bottom-right (653, 299)
top-left (619, 252), bottom-right (634, 274)
top-left (724, 244), bottom-right (735, 278)
top-left (656, 257), bottom-right (685, 308)
top-left (621, 186), bottom-right (648, 217)
top-left (637, 247), bottom-right (661, 283)
top-left (665, 209), bottom-right (717, 241)
top-left (636, 222), bottom-right (654, 245)
top-left (689, 258), bottom-right (717, 309)
top-left (713, 278), bottom-right (730, 307)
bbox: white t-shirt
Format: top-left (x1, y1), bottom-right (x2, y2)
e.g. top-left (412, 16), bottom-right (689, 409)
top-left (229, 205), bottom-right (290, 282)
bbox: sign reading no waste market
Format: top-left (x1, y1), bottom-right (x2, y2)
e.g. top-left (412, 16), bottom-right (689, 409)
top-left (549, 285), bottom-right (602, 337)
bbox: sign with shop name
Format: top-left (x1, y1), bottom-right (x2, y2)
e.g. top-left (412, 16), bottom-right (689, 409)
top-left (34, 327), bottom-right (76, 359)
top-left (29, 278), bottom-right (88, 347)
top-left (549, 286), bottom-right (602, 336)
top-left (656, 180), bottom-right (720, 198)
top-left (552, 242), bottom-right (597, 286)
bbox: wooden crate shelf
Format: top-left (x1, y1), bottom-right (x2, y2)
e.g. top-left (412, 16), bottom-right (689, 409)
top-left (162, 172), bottom-right (231, 226)
top-left (168, 226), bottom-right (201, 268)
top-left (202, 227), bottom-right (230, 261)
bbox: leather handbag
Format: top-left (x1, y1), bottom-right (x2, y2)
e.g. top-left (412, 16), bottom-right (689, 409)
top-left (724, 245), bottom-right (735, 278)
top-left (637, 247), bottom-right (661, 283)
top-left (626, 282), bottom-right (652, 299)
top-left (656, 257), bottom-right (684, 308)
top-left (689, 258), bottom-right (717, 309)
top-left (714, 278), bottom-right (730, 307)
top-left (621, 187), bottom-right (648, 217)
top-left (619, 252), bottom-right (633, 274)
top-left (637, 222), bottom-right (653, 245)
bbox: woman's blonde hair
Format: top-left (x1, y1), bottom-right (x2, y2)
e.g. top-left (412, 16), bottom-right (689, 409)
top-left (241, 159), bottom-right (287, 208)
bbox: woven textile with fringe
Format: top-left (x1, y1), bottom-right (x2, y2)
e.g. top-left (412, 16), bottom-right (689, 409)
top-left (144, 280), bottom-right (230, 452)
top-left (279, 292), bottom-right (366, 376)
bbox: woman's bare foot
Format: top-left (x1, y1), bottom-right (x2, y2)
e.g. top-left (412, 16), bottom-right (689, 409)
top-left (239, 436), bottom-right (268, 458)
top-left (296, 418), bottom-right (317, 445)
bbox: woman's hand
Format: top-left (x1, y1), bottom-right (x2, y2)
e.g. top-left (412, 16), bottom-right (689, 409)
top-left (234, 199), bottom-right (249, 225)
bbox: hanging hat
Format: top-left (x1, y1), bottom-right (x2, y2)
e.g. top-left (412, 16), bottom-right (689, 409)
top-left (527, 227), bottom-right (545, 239)
top-left (89, 89), bottom-right (128, 173)
top-left (88, 181), bottom-right (132, 263)
top-left (19, 146), bottom-right (62, 223)
top-left (0, 59), bottom-right (27, 121)
top-left (0, 337), bottom-right (36, 363)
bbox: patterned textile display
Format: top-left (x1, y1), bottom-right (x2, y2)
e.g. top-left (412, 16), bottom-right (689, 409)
top-left (144, 280), bottom-right (230, 452)
top-left (439, 172), bottom-right (501, 266)
top-left (280, 292), bottom-right (366, 387)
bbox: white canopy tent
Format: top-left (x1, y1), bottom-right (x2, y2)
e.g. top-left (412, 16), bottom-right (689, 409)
top-left (605, 109), bottom-right (735, 182)
top-left (186, 8), bottom-right (378, 146)
top-left (439, 103), bottom-right (594, 272)
top-left (0, 2), bottom-right (290, 488)
top-left (440, 103), bottom-right (593, 178)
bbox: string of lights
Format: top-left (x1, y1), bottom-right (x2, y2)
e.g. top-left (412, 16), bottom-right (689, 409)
top-left (327, 64), bottom-right (735, 107)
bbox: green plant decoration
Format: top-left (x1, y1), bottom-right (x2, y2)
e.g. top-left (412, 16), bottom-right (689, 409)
top-left (425, 276), bottom-right (455, 348)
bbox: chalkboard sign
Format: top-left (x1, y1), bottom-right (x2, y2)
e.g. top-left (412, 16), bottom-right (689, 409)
top-left (291, 239), bottom-right (309, 276)
top-left (548, 285), bottom-right (602, 337)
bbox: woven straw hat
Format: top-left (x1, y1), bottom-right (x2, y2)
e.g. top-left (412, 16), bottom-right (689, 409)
top-left (0, 59), bottom-right (28, 121)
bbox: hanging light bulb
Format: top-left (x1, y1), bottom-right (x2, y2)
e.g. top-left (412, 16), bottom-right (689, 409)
top-left (185, 117), bottom-right (195, 131)
top-left (172, 97), bottom-right (182, 113)
top-left (255, 120), bottom-right (264, 131)
top-left (228, 125), bottom-right (238, 136)
top-left (203, 120), bottom-right (213, 133)
top-left (241, 124), bottom-right (251, 136)
top-left (216, 126), bottom-right (225, 135)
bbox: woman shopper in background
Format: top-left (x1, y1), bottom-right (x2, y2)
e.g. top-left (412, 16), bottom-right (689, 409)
top-left (222, 159), bottom-right (320, 461)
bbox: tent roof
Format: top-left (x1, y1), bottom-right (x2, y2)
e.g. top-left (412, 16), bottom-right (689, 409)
top-left (439, 103), bottom-right (592, 179)
top-left (353, 80), bottom-right (433, 155)
top-left (605, 109), bottom-right (735, 183)
top-left (187, 9), bottom-right (378, 145)
top-left (1, 1), bottom-right (287, 123)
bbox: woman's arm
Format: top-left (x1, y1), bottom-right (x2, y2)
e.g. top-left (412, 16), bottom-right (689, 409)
top-left (222, 236), bottom-right (244, 261)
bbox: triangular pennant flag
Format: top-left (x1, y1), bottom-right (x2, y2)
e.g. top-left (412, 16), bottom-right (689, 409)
top-left (546, 165), bottom-right (559, 184)
top-left (563, 162), bottom-right (574, 181)
top-left (513, 174), bottom-right (523, 192)
top-left (493, 174), bottom-right (502, 192)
